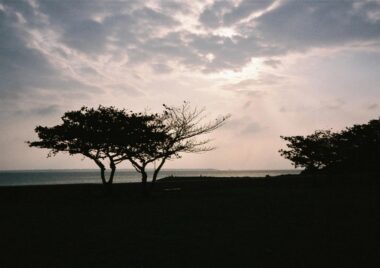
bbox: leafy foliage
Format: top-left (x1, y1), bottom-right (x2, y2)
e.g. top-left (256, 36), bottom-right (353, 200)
top-left (28, 103), bottom-right (229, 191)
top-left (280, 117), bottom-right (380, 174)
top-left (28, 106), bottom-right (167, 185)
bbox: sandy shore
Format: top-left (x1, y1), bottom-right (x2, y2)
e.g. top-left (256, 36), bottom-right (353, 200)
top-left (0, 175), bottom-right (379, 267)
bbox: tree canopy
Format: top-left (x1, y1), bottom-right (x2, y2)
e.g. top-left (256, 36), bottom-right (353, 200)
top-left (28, 103), bottom-right (229, 192)
top-left (280, 117), bottom-right (380, 174)
top-left (28, 106), bottom-right (167, 187)
top-left (127, 102), bottom-right (230, 188)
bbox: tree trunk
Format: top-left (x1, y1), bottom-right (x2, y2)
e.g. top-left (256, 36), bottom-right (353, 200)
top-left (108, 161), bottom-right (116, 184)
top-left (93, 159), bottom-right (116, 194)
top-left (141, 168), bottom-right (148, 196)
top-left (94, 160), bottom-right (107, 185)
top-left (128, 158), bottom-right (149, 196)
top-left (104, 162), bottom-right (116, 193)
top-left (151, 158), bottom-right (166, 188)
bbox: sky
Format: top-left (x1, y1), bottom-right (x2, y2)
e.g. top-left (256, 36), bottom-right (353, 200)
top-left (0, 0), bottom-right (380, 170)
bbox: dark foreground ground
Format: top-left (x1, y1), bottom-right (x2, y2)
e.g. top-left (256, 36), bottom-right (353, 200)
top-left (0, 174), bottom-right (379, 267)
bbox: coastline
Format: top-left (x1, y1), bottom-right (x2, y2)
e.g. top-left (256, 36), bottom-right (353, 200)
top-left (0, 169), bottom-right (302, 186)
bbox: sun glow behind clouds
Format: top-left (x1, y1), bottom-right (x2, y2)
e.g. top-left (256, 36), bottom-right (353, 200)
top-left (213, 27), bottom-right (238, 37)
top-left (1, 0), bottom-right (380, 170)
top-left (208, 58), bottom-right (263, 82)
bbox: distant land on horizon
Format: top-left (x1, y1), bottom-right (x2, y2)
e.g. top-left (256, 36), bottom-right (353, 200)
top-left (0, 168), bottom-right (302, 172)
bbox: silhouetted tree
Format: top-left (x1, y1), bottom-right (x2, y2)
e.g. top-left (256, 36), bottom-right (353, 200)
top-left (117, 113), bottom-right (168, 194)
top-left (280, 117), bottom-right (380, 174)
top-left (126, 102), bottom-right (230, 188)
top-left (28, 106), bottom-right (161, 189)
top-left (279, 130), bottom-right (337, 173)
top-left (28, 103), bottom-right (229, 194)
top-left (332, 118), bottom-right (380, 172)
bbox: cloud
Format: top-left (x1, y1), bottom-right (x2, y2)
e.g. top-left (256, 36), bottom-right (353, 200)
top-left (17, 1), bottom-right (380, 73)
top-left (39, 1), bottom-right (179, 55)
top-left (197, 0), bottom-right (380, 71)
top-left (5, 0), bottom-right (378, 82)
top-left (0, 4), bottom-right (96, 101)
top-left (367, 103), bottom-right (378, 110)
top-left (263, 59), bottom-right (281, 68)
top-left (222, 73), bottom-right (283, 92)
top-left (222, 0), bottom-right (275, 26)
top-left (110, 84), bottom-right (144, 96)
top-left (256, 0), bottom-right (380, 52)
top-left (2, 0), bottom-right (379, 108)
top-left (241, 121), bottom-right (262, 135)
top-left (199, 0), bottom-right (275, 28)
top-left (63, 20), bottom-right (107, 54)
top-left (13, 105), bottom-right (61, 117)
top-left (0, 0), bottom-right (379, 170)
top-left (322, 99), bottom-right (346, 110)
top-left (199, 1), bottom-right (233, 28)
top-left (225, 116), bottom-right (263, 136)
top-left (151, 63), bottom-right (173, 74)
top-left (1, 1), bottom-right (379, 100)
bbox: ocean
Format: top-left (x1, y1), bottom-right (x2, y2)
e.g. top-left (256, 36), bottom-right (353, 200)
top-left (0, 169), bottom-right (301, 186)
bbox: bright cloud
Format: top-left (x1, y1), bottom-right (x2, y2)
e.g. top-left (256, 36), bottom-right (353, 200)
top-left (0, 0), bottom-right (379, 170)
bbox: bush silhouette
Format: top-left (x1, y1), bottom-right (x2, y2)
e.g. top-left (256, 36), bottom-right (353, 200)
top-left (280, 117), bottom-right (380, 174)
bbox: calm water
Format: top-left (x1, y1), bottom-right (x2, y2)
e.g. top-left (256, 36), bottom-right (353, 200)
top-left (0, 169), bottom-right (301, 186)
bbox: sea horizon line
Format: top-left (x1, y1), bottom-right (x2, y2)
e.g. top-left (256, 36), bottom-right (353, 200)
top-left (0, 168), bottom-right (302, 172)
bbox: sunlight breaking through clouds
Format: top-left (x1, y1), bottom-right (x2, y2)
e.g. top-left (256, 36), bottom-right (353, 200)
top-left (1, 0), bottom-right (380, 169)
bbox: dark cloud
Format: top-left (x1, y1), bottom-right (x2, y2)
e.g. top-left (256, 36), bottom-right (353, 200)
top-left (196, 0), bottom-right (380, 71)
top-left (186, 33), bottom-right (283, 72)
top-left (37, 0), bottom-right (112, 23)
top-left (0, 1), bottom-right (99, 105)
top-left (199, 1), bottom-right (233, 28)
top-left (0, 7), bottom-right (66, 98)
top-left (19, 0), bottom-right (380, 74)
top-left (200, 0), bottom-right (275, 27)
top-left (134, 7), bottom-right (177, 26)
top-left (2, 0), bottom-right (380, 98)
top-left (38, 1), bottom-right (178, 55)
top-left (141, 32), bottom-right (194, 59)
top-left (102, 8), bottom-right (182, 65)
top-left (159, 1), bottom-right (191, 13)
top-left (223, 0), bottom-right (274, 25)
top-left (256, 0), bottom-right (380, 52)
top-left (1, 0), bottom-right (42, 27)
top-left (63, 20), bottom-right (107, 54)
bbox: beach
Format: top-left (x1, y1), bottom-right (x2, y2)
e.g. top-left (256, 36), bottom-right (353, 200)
top-left (1, 175), bottom-right (378, 267)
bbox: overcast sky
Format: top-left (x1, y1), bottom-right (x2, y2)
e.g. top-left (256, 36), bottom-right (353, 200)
top-left (1, 0), bottom-right (380, 170)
